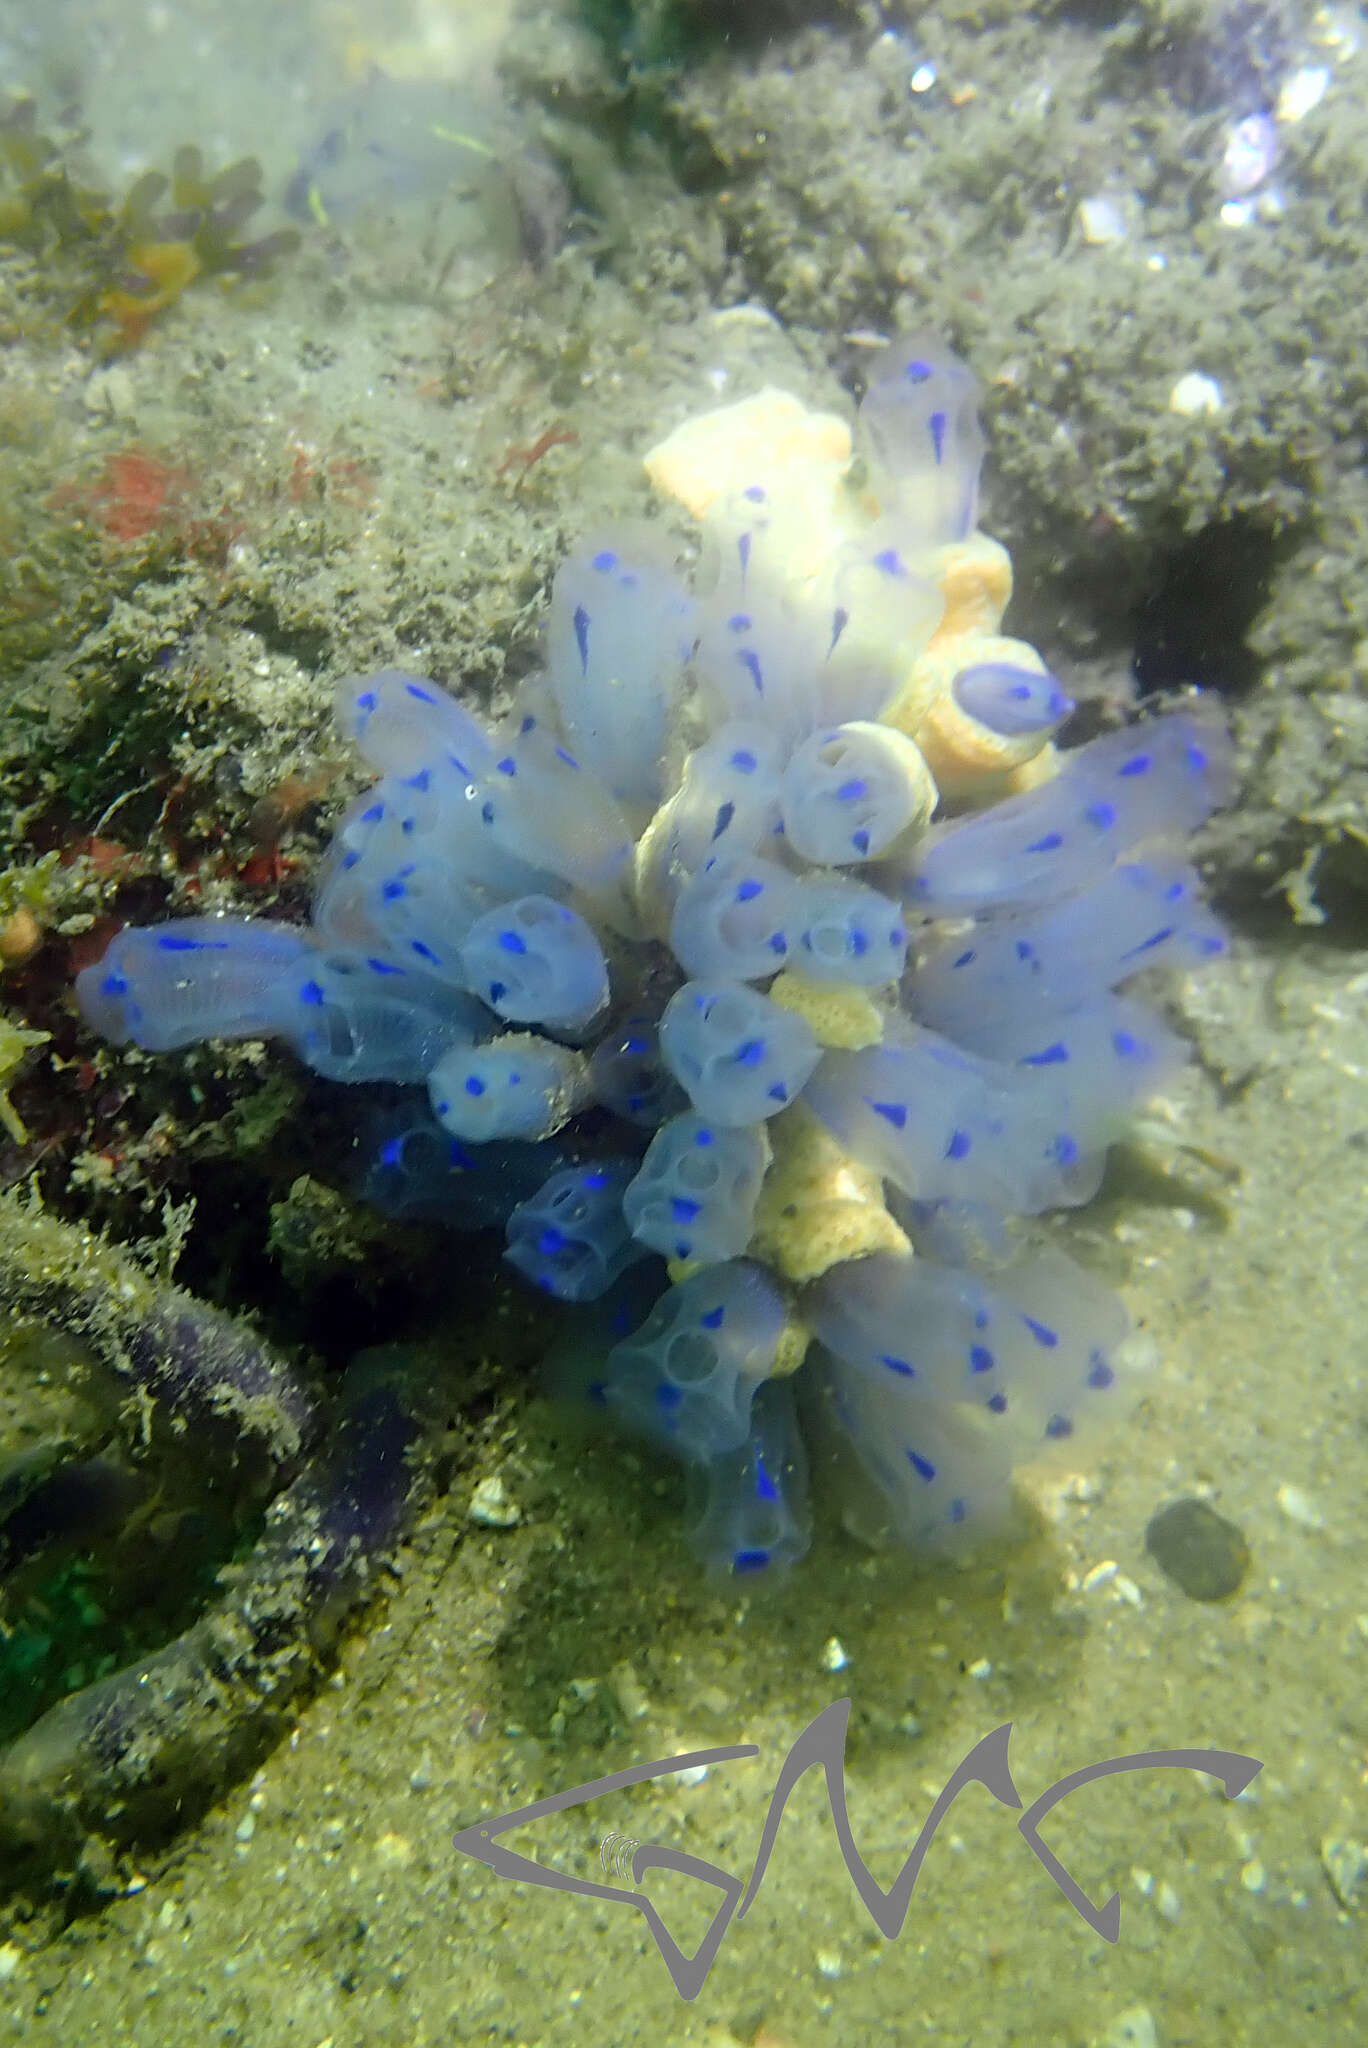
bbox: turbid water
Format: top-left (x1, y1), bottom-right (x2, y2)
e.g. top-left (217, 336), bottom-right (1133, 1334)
top-left (0, 5), bottom-right (1364, 2045)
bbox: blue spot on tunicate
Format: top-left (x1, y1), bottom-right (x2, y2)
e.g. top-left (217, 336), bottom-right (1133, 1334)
top-left (851, 829), bottom-right (871, 855)
top-left (159, 934), bottom-right (219, 952)
top-left (769, 934), bottom-right (787, 955)
top-left (489, 981), bottom-right (507, 1004)
top-left (341, 849), bottom-right (361, 869)
top-left (755, 1455), bottom-right (779, 1503)
top-left (361, 803), bottom-right (384, 824)
top-left (768, 1082), bottom-right (788, 1101)
top-left (671, 1197), bottom-right (701, 1223)
top-left (1045, 1414), bottom-right (1074, 1439)
top-left (969, 1344), bottom-right (994, 1373)
top-left (573, 603), bottom-right (590, 674)
top-left (906, 358), bottom-right (933, 383)
top-left (928, 408), bottom-right (948, 463)
top-left (498, 930), bottom-right (527, 955)
top-left (734, 1549), bottom-right (770, 1573)
top-left (849, 929), bottom-right (868, 956)
top-left (1187, 744), bottom-right (1208, 772)
top-left (539, 1227), bottom-right (567, 1256)
top-left (1016, 940), bottom-right (1035, 961)
top-left (1087, 1353), bottom-right (1115, 1390)
top-left (496, 757), bottom-right (517, 777)
top-left (356, 690), bottom-right (378, 712)
top-left (379, 1137), bottom-right (403, 1167)
top-left (1054, 1133), bottom-right (1080, 1164)
top-left (1121, 926), bottom-right (1174, 959)
top-left (743, 484), bottom-right (766, 504)
top-left (730, 748), bottom-right (757, 773)
top-left (1025, 832), bottom-right (1063, 854)
top-left (987, 1392), bottom-right (1008, 1414)
top-left (555, 746), bottom-right (580, 769)
top-left (299, 980), bottom-right (324, 1006)
top-left (728, 613), bottom-right (752, 633)
top-left (870, 1099), bottom-right (907, 1128)
top-left (735, 878), bottom-right (763, 903)
top-left (403, 768), bottom-right (431, 792)
top-left (740, 649), bottom-right (764, 695)
top-left (465, 1076), bottom-right (485, 1097)
top-left (873, 547), bottom-right (904, 576)
top-left (1020, 1041), bottom-right (1069, 1066)
top-left (735, 1038), bottom-right (766, 1065)
top-left (1086, 801), bottom-right (1117, 829)
top-left (1112, 1029), bottom-right (1146, 1058)
top-left (945, 1129), bottom-right (972, 1160)
top-left (404, 681), bottom-right (438, 704)
top-left (949, 1498), bottom-right (967, 1525)
top-left (411, 940), bottom-right (439, 963)
top-left (656, 1383), bottom-right (683, 1411)
top-left (382, 879), bottom-right (406, 901)
top-left (102, 972), bottom-right (129, 996)
top-left (881, 1353), bottom-right (915, 1377)
top-left (1119, 752), bottom-right (1151, 778)
top-left (837, 778), bottom-right (868, 802)
top-left (1023, 1315), bottom-right (1059, 1348)
top-left (481, 801), bottom-right (495, 825)
top-left (695, 1127), bottom-right (714, 1147)
top-left (592, 549), bottom-right (618, 572)
top-left (907, 1450), bottom-right (936, 1483)
top-left (700, 1305), bottom-right (725, 1330)
top-left (953, 949), bottom-right (975, 968)
top-left (368, 957), bottom-right (403, 976)
top-left (711, 801), bottom-right (735, 841)
top-left (829, 606), bottom-right (849, 652)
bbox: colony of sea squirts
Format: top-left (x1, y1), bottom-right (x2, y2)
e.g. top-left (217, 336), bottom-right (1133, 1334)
top-left (77, 339), bottom-right (1232, 1576)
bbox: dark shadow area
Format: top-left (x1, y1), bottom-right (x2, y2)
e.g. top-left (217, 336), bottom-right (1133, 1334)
top-left (1132, 516), bottom-right (1281, 698)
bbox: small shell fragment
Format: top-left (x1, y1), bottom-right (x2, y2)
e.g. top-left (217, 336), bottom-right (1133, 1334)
top-left (1169, 372), bottom-right (1224, 417)
top-left (1219, 113), bottom-right (1277, 196)
top-left (1321, 1836), bottom-right (1368, 1910)
top-left (1277, 66), bottom-right (1330, 123)
top-left (1077, 195), bottom-right (1127, 245)
top-left (1276, 1482), bottom-right (1325, 1530)
top-left (467, 1476), bottom-right (521, 1527)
